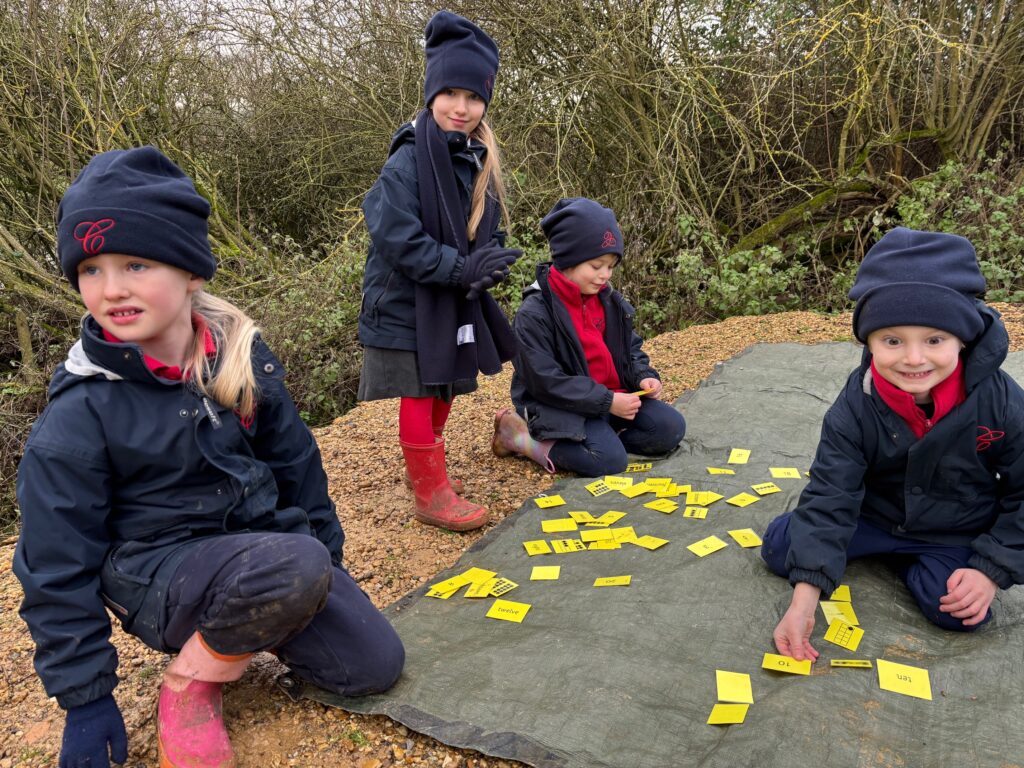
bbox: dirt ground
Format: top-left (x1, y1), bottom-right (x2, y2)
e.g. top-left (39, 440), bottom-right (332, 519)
top-left (3, 306), bottom-right (1024, 767)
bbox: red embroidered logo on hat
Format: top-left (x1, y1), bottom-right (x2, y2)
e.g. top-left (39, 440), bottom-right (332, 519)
top-left (601, 230), bottom-right (617, 249)
top-left (977, 426), bottom-right (1005, 451)
top-left (74, 219), bottom-right (115, 255)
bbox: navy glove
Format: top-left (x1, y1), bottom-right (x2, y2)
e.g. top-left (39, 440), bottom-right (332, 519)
top-left (60, 694), bottom-right (128, 768)
top-left (460, 242), bottom-right (521, 300)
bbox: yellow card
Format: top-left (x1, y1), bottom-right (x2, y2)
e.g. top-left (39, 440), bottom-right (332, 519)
top-left (707, 703), bottom-right (749, 725)
top-left (683, 506), bottom-right (709, 519)
top-left (831, 659), bottom-right (872, 669)
top-left (551, 538), bottom-right (587, 553)
top-left (486, 599), bottom-right (531, 623)
top-left (769, 467), bottom-right (802, 479)
top-left (876, 659), bottom-right (932, 701)
top-left (580, 528), bottom-right (614, 542)
top-left (620, 483), bottom-right (652, 499)
top-left (726, 493), bottom-right (760, 507)
top-left (632, 535), bottom-right (669, 550)
top-left (728, 448), bottom-right (751, 464)
top-left (687, 491), bottom-right (724, 506)
top-left (585, 479), bottom-right (613, 497)
top-left (610, 526), bottom-right (638, 543)
top-left (427, 568), bottom-right (497, 597)
top-left (716, 670), bottom-right (754, 704)
top-left (568, 510), bottom-right (597, 524)
top-left (489, 577), bottom-right (519, 597)
top-left (535, 495), bottom-right (566, 509)
top-left (588, 511), bottom-right (627, 527)
top-left (643, 477), bottom-right (673, 490)
top-left (541, 518), bottom-right (578, 533)
top-left (630, 388), bottom-right (656, 396)
top-left (603, 475), bottom-right (634, 490)
top-left (762, 653), bottom-right (812, 675)
top-left (727, 528), bottom-right (763, 547)
top-left (588, 539), bottom-right (621, 550)
top-left (644, 499), bottom-right (679, 514)
top-left (706, 467), bottom-right (736, 475)
top-left (523, 540), bottom-right (552, 556)
top-left (820, 600), bottom-right (859, 626)
top-left (687, 535), bottom-right (728, 557)
top-left (823, 619), bottom-right (864, 652)
top-left (656, 484), bottom-right (685, 498)
top-left (830, 585), bottom-right (851, 602)
top-left (626, 462), bottom-right (652, 472)
top-left (465, 578), bottom-right (499, 598)
top-left (751, 482), bottom-right (782, 496)
top-left (594, 575), bottom-right (631, 587)
top-left (530, 565), bottom-right (561, 581)
top-left (426, 583), bottom-right (462, 599)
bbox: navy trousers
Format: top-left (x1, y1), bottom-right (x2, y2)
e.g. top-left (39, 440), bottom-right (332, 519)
top-left (761, 512), bottom-right (991, 631)
top-left (548, 398), bottom-right (686, 477)
top-left (161, 532), bottom-right (404, 695)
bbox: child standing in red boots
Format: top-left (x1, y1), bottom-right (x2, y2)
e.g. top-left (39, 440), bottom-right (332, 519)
top-left (358, 11), bottom-right (521, 531)
top-left (14, 147), bottom-right (403, 768)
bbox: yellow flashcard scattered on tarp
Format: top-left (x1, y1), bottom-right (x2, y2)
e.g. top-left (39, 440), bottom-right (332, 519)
top-left (769, 467), bottom-right (802, 479)
top-left (585, 479), bottom-right (614, 497)
top-left (831, 659), bottom-right (873, 669)
top-left (687, 490), bottom-right (724, 506)
top-left (683, 506), bottom-right (709, 519)
top-left (728, 448), bottom-right (751, 464)
top-left (610, 526), bottom-right (638, 543)
top-left (620, 483), bottom-right (652, 499)
top-left (706, 467), bottom-right (736, 475)
top-left (588, 511), bottom-right (627, 527)
top-left (588, 539), bottom-right (621, 550)
top-left (568, 510), bottom-right (597, 524)
top-left (632, 535), bottom-right (669, 550)
top-left (726, 492), bottom-right (760, 507)
top-left (465, 578), bottom-right (499, 598)
top-left (751, 482), bottom-right (782, 496)
top-left (541, 518), bottom-right (578, 533)
top-left (716, 670), bottom-right (754, 704)
top-left (644, 499), bottom-right (679, 514)
top-left (603, 475), bottom-right (634, 490)
top-left (530, 565), bottom-right (561, 581)
top-left (523, 540), bottom-right (552, 556)
top-left (643, 477), bottom-right (673, 490)
top-left (727, 528), bottom-right (763, 547)
top-left (426, 583), bottom-right (462, 599)
top-left (707, 703), bottom-right (749, 725)
top-left (656, 485), bottom-right (683, 498)
top-left (687, 535), bottom-right (728, 557)
top-left (824, 620), bottom-right (864, 651)
top-left (876, 659), bottom-right (932, 700)
top-left (535, 495), bottom-right (566, 508)
top-left (594, 575), bottom-right (631, 587)
top-left (427, 567), bottom-right (497, 597)
top-left (762, 653), bottom-right (812, 675)
top-left (626, 462), bottom-right (652, 472)
top-left (489, 577), bottom-right (519, 597)
top-left (580, 528), bottom-right (614, 542)
top-left (820, 600), bottom-right (859, 626)
top-left (830, 585), bottom-right (851, 602)
top-left (551, 538), bottom-right (587, 553)
top-left (486, 599), bottom-right (531, 623)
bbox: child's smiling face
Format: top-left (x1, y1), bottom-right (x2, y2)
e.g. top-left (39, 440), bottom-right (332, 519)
top-left (867, 325), bottom-right (964, 403)
top-left (559, 254), bottom-right (619, 295)
top-left (430, 87), bottom-right (485, 135)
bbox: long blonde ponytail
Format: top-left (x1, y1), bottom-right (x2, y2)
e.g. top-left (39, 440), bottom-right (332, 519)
top-left (184, 291), bottom-right (260, 420)
top-left (468, 119), bottom-right (509, 242)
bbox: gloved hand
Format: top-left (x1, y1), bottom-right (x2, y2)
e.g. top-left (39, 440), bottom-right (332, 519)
top-left (460, 242), bottom-right (522, 300)
top-left (60, 694), bottom-right (128, 768)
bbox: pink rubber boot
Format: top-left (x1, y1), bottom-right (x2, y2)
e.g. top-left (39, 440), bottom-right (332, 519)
top-left (491, 408), bottom-right (556, 472)
top-left (158, 633), bottom-right (252, 768)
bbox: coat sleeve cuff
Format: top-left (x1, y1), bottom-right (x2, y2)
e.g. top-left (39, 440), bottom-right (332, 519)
top-left (56, 673), bottom-right (118, 710)
top-left (967, 554), bottom-right (1014, 589)
top-left (788, 568), bottom-right (836, 596)
top-left (447, 253), bottom-right (466, 287)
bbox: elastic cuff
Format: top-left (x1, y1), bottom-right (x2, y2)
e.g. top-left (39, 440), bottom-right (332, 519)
top-left (198, 632), bottom-right (253, 662)
top-left (967, 554), bottom-right (1013, 589)
top-left (448, 254), bottom-right (466, 287)
top-left (788, 568), bottom-right (836, 596)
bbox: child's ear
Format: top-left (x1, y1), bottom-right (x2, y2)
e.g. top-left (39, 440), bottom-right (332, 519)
top-left (187, 275), bottom-right (206, 293)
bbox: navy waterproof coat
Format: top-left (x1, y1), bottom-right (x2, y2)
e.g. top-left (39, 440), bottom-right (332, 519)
top-left (786, 303), bottom-right (1024, 596)
top-left (358, 121), bottom-right (498, 351)
top-left (510, 264), bottom-right (659, 441)
top-left (14, 317), bottom-right (343, 708)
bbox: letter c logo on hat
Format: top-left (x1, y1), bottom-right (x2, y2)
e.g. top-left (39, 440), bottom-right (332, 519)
top-left (73, 218), bottom-right (115, 255)
top-left (601, 230), bottom-right (617, 249)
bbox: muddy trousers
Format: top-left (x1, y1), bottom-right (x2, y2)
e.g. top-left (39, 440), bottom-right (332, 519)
top-left (161, 532), bottom-right (405, 695)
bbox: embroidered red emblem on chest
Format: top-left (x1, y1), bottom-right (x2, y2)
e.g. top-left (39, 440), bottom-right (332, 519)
top-left (73, 218), bottom-right (115, 255)
top-left (601, 230), bottom-right (617, 249)
top-left (977, 426), bottom-right (1005, 451)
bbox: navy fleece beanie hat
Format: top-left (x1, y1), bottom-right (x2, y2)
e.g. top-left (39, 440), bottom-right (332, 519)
top-left (57, 146), bottom-right (216, 291)
top-left (423, 11), bottom-right (499, 106)
top-left (849, 227), bottom-right (986, 343)
top-left (541, 197), bottom-right (624, 270)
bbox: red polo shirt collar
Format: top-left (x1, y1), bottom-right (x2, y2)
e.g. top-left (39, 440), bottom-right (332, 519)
top-left (870, 357), bottom-right (965, 438)
top-left (102, 316), bottom-right (217, 381)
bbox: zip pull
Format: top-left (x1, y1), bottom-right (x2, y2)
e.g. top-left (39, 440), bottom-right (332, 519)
top-left (202, 397), bottom-right (223, 430)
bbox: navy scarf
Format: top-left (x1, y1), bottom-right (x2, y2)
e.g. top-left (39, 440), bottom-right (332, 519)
top-left (413, 110), bottom-right (516, 385)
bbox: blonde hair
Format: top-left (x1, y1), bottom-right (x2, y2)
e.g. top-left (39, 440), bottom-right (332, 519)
top-left (184, 291), bottom-right (261, 419)
top-left (467, 118), bottom-right (509, 242)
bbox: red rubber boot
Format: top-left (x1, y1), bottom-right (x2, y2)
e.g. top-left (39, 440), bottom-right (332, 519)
top-left (401, 439), bottom-right (488, 531)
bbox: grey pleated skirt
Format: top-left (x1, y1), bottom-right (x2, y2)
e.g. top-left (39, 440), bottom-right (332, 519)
top-left (357, 346), bottom-right (478, 402)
